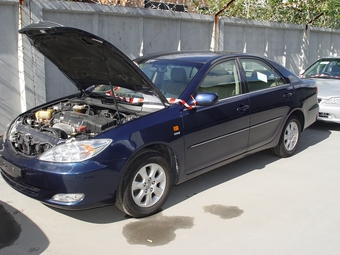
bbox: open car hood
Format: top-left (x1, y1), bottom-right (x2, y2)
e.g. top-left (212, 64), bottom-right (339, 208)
top-left (19, 21), bottom-right (168, 105)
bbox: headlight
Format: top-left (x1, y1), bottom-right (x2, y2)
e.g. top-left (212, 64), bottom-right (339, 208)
top-left (323, 97), bottom-right (340, 105)
top-left (38, 139), bottom-right (111, 162)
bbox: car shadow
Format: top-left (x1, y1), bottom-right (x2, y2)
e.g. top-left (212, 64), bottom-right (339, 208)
top-left (0, 201), bottom-right (49, 253)
top-left (296, 121), bottom-right (335, 152)
top-left (307, 121), bottom-right (340, 132)
top-left (49, 205), bottom-right (127, 223)
top-left (53, 121), bottom-right (333, 223)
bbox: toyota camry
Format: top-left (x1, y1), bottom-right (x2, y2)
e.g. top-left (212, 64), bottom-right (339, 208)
top-left (0, 21), bottom-right (318, 217)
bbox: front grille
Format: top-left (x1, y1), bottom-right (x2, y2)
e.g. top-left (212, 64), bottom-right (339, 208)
top-left (1, 170), bottom-right (40, 197)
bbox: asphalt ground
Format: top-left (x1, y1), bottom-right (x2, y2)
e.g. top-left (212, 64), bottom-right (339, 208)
top-left (1, 121), bottom-right (340, 255)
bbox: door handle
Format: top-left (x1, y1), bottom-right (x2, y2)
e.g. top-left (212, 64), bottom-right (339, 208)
top-left (237, 105), bottom-right (249, 112)
top-left (283, 92), bottom-right (293, 98)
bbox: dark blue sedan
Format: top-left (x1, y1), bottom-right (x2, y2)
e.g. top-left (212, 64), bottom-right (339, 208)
top-left (0, 21), bottom-right (318, 217)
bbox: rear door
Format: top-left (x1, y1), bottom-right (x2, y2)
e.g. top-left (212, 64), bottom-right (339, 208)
top-left (239, 58), bottom-right (294, 151)
top-left (183, 59), bottom-right (250, 174)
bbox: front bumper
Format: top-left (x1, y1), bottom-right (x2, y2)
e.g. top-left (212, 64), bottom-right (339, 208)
top-left (0, 151), bottom-right (119, 210)
top-left (318, 104), bottom-right (340, 124)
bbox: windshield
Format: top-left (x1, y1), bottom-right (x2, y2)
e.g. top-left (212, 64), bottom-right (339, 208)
top-left (302, 59), bottom-right (340, 79)
top-left (139, 59), bottom-right (202, 99)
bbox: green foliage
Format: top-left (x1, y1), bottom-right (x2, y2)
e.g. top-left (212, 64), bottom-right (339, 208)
top-left (201, 0), bottom-right (340, 29)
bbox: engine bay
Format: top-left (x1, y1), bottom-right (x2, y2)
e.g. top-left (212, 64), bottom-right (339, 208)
top-left (8, 97), bottom-right (139, 156)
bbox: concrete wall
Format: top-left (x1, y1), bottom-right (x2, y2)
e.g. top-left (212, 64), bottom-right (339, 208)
top-left (0, 0), bottom-right (20, 133)
top-left (1, 0), bottom-right (340, 133)
top-left (309, 27), bottom-right (340, 65)
top-left (219, 18), bottom-right (305, 75)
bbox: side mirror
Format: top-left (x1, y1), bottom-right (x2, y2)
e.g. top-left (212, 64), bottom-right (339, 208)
top-left (195, 92), bottom-right (219, 106)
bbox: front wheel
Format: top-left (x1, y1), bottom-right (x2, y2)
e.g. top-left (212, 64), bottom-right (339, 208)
top-left (272, 116), bottom-right (301, 158)
top-left (116, 150), bottom-right (172, 218)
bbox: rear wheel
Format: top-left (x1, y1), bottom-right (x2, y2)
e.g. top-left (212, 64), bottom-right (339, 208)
top-left (272, 116), bottom-right (301, 158)
top-left (116, 149), bottom-right (172, 218)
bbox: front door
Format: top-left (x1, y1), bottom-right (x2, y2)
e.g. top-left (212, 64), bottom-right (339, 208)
top-left (183, 59), bottom-right (250, 174)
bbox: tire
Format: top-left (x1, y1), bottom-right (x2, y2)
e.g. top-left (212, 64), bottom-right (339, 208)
top-left (116, 149), bottom-right (172, 218)
top-left (272, 116), bottom-right (301, 158)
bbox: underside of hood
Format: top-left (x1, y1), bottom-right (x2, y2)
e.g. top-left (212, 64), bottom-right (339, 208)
top-left (19, 21), bottom-right (168, 104)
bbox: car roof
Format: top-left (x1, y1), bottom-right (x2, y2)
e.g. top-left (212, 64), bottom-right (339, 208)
top-left (135, 51), bottom-right (298, 83)
top-left (134, 51), bottom-right (254, 64)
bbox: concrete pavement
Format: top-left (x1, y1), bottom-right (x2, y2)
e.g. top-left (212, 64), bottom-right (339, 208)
top-left (1, 121), bottom-right (340, 255)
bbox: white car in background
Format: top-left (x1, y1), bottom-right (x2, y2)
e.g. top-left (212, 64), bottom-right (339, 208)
top-left (301, 57), bottom-right (340, 124)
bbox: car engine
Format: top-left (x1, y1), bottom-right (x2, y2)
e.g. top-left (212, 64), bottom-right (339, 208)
top-left (8, 98), bottom-right (138, 157)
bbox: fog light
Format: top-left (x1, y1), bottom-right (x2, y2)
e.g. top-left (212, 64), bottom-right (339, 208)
top-left (51, 193), bottom-right (85, 203)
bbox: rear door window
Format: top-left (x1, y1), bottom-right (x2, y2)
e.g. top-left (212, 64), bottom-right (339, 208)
top-left (240, 59), bottom-right (286, 92)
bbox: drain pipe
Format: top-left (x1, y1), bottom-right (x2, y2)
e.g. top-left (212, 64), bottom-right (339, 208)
top-left (213, 0), bottom-right (236, 52)
top-left (19, 0), bottom-right (27, 112)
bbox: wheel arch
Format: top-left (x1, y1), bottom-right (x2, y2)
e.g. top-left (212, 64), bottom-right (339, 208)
top-left (121, 143), bottom-right (180, 185)
top-left (289, 109), bottom-right (304, 132)
top-left (144, 144), bottom-right (179, 185)
top-left (115, 146), bottom-right (175, 217)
